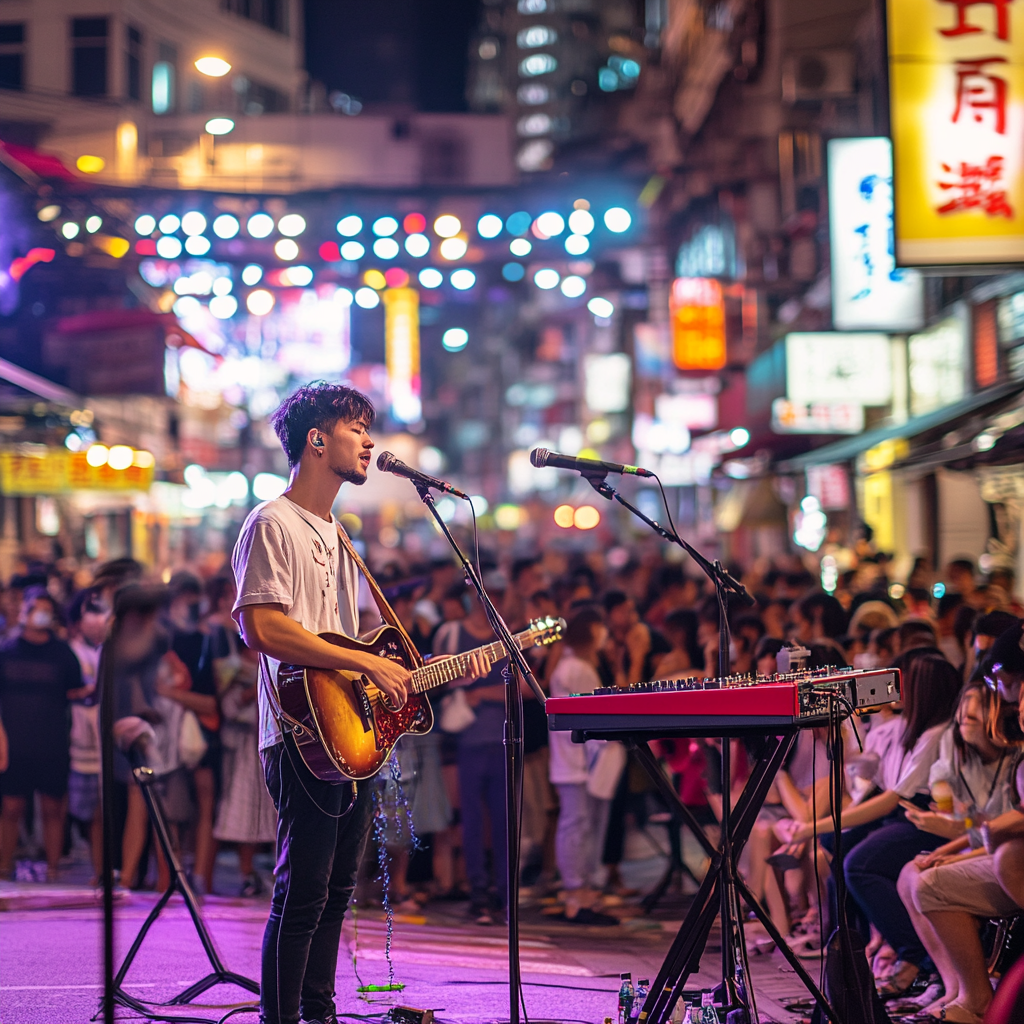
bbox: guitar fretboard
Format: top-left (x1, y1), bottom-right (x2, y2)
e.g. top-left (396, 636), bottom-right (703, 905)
top-left (411, 638), bottom-right (518, 694)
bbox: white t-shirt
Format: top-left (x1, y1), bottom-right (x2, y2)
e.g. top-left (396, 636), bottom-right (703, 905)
top-left (548, 650), bottom-right (604, 785)
top-left (929, 727), bottom-right (1017, 818)
top-left (231, 495), bottom-right (362, 751)
top-left (894, 723), bottom-right (948, 799)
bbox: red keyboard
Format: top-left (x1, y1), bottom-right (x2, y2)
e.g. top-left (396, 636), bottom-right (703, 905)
top-left (546, 668), bottom-right (899, 734)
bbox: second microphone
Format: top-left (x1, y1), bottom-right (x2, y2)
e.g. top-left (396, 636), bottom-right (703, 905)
top-left (376, 451), bottom-right (469, 498)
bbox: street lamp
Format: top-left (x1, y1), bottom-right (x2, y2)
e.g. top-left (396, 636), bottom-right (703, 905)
top-left (195, 56), bottom-right (231, 77)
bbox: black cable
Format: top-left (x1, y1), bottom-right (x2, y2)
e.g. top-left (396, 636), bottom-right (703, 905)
top-left (216, 1006), bottom-right (260, 1024)
top-left (651, 471), bottom-right (681, 545)
top-left (445, 981), bottom-right (621, 992)
top-left (466, 494), bottom-right (482, 582)
top-left (811, 731), bottom-right (825, 994)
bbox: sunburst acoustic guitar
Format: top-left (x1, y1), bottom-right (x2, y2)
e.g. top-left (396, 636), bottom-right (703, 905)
top-left (276, 616), bottom-right (564, 782)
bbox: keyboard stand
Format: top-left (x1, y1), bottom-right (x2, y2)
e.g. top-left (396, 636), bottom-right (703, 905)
top-left (591, 732), bottom-right (840, 1024)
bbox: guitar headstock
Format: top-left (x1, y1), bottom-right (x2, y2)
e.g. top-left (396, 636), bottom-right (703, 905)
top-left (524, 615), bottom-right (565, 647)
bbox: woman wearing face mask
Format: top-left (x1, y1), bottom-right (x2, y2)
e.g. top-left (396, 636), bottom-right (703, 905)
top-left (0, 588), bottom-right (87, 879)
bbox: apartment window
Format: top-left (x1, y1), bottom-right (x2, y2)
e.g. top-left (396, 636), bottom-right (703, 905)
top-left (125, 25), bottom-right (142, 101)
top-left (236, 76), bottom-right (289, 114)
top-left (72, 17), bottom-right (108, 96)
top-left (152, 42), bottom-right (176, 113)
top-left (0, 23), bottom-right (25, 91)
top-left (221, 0), bottom-right (288, 36)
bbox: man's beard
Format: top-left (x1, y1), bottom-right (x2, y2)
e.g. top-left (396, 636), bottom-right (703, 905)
top-left (334, 464), bottom-right (367, 486)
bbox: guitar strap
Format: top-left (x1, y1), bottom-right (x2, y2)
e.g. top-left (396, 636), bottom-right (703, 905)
top-left (335, 522), bottom-right (424, 669)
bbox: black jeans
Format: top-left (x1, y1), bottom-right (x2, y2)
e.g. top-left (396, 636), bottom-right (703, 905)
top-left (260, 736), bottom-right (374, 1024)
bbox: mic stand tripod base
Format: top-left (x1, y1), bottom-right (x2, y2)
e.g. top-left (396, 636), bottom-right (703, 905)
top-left (96, 756), bottom-right (259, 1024)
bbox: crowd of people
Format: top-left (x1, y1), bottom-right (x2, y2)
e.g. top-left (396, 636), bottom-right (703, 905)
top-left (1, 539), bottom-right (1023, 1023)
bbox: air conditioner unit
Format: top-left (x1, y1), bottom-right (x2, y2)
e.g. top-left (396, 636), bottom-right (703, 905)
top-left (782, 50), bottom-right (856, 103)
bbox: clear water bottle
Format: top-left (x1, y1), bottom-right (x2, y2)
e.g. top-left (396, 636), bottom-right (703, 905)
top-left (679, 1003), bottom-right (693, 1024)
top-left (618, 973), bottom-right (635, 1024)
top-left (700, 992), bottom-right (721, 1024)
top-left (632, 978), bottom-right (649, 1022)
top-left (734, 961), bottom-right (748, 1007)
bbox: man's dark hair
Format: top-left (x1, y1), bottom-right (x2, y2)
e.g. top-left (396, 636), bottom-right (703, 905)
top-left (67, 586), bottom-right (103, 625)
top-left (948, 558), bottom-right (976, 576)
top-left (168, 570), bottom-right (203, 600)
top-left (271, 381), bottom-right (375, 467)
top-left (511, 556), bottom-right (542, 581)
top-left (733, 613), bottom-right (765, 641)
top-left (21, 585), bottom-right (60, 621)
top-left (793, 590), bottom-right (848, 639)
top-left (602, 589), bottom-right (631, 614)
top-left (937, 592), bottom-right (964, 620)
top-left (563, 605), bottom-right (606, 649)
top-left (976, 611), bottom-right (1020, 640)
top-left (899, 619), bottom-right (938, 651)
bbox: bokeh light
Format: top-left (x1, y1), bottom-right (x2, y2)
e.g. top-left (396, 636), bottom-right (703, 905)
top-left (434, 215), bottom-right (462, 238)
top-left (477, 214), bottom-right (504, 238)
top-left (354, 286), bottom-right (380, 308)
top-left (553, 505), bottom-right (575, 528)
top-left (442, 328), bottom-right (469, 351)
top-left (337, 215), bottom-right (363, 236)
top-left (247, 213), bottom-right (274, 238)
top-left (604, 207), bottom-right (632, 232)
top-left (246, 289), bottom-right (275, 315)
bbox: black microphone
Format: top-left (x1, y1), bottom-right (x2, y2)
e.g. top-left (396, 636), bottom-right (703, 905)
top-left (529, 448), bottom-right (654, 478)
top-left (376, 451), bottom-right (469, 499)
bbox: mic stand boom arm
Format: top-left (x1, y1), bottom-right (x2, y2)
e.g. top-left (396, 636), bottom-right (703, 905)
top-left (580, 469), bottom-right (753, 1017)
top-left (580, 471), bottom-right (752, 610)
top-left (410, 481), bottom-right (544, 1024)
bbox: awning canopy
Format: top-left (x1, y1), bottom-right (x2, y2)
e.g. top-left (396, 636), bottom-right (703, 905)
top-left (776, 380), bottom-right (1024, 473)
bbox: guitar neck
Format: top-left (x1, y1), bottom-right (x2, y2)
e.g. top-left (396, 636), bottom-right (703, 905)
top-left (412, 636), bottom-right (524, 694)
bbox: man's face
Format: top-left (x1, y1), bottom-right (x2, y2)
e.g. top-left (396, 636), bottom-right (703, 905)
top-left (607, 601), bottom-right (636, 638)
top-left (321, 416), bottom-right (374, 485)
top-left (80, 607), bottom-right (110, 646)
top-left (788, 610), bottom-right (813, 643)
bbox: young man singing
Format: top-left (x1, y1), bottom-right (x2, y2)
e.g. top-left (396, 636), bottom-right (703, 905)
top-left (232, 383), bottom-right (483, 1024)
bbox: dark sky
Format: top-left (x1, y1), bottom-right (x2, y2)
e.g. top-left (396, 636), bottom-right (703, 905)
top-left (304, 0), bottom-right (481, 112)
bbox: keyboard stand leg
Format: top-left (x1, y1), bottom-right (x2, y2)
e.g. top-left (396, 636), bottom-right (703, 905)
top-left (632, 730), bottom-right (802, 1024)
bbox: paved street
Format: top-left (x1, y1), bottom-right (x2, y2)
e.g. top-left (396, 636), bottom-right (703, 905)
top-left (0, 861), bottom-right (819, 1024)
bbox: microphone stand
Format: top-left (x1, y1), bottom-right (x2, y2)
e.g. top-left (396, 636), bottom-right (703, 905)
top-left (580, 469), bottom-right (753, 1017)
top-left (411, 481), bottom-right (545, 1024)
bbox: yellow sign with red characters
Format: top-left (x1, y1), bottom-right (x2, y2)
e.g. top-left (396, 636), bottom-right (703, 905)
top-left (0, 449), bottom-right (154, 495)
top-left (888, 0), bottom-right (1024, 264)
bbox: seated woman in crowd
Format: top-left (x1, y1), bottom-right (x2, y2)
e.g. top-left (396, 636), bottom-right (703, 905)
top-left (896, 624), bottom-right (1024, 1022)
top-left (779, 654), bottom-right (963, 994)
top-left (897, 682), bottom-right (1021, 1021)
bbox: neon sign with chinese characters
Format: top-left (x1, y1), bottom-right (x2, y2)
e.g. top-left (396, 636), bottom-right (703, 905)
top-left (888, 0), bottom-right (1024, 263)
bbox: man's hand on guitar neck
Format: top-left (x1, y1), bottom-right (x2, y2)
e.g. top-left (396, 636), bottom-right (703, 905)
top-left (239, 604), bottom-right (413, 707)
top-left (431, 650), bottom-right (491, 687)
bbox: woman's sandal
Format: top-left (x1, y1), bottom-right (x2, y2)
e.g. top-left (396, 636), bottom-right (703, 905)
top-left (876, 960), bottom-right (920, 998)
top-left (928, 1004), bottom-right (984, 1024)
top-left (766, 840), bottom-right (807, 871)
